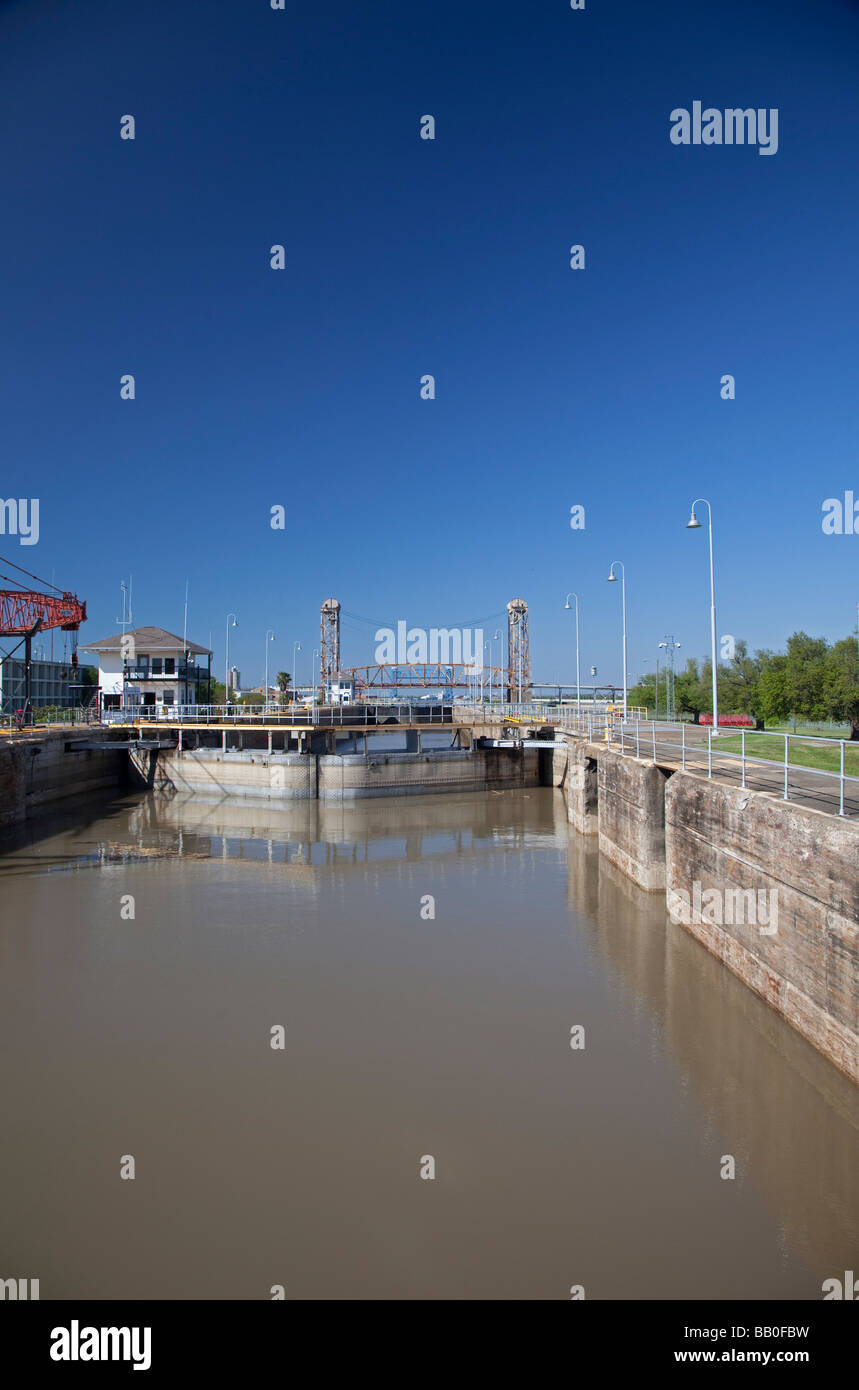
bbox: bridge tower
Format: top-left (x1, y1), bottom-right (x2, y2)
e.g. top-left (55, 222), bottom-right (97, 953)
top-left (320, 598), bottom-right (341, 697)
top-left (506, 597), bottom-right (530, 703)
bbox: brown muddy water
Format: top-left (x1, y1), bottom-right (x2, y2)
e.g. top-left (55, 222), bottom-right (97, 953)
top-left (0, 787), bottom-right (856, 1300)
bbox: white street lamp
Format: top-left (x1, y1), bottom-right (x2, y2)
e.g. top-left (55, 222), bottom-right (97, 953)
top-left (264, 630), bottom-right (275, 711)
top-left (686, 500), bottom-right (719, 734)
top-left (607, 563), bottom-right (627, 719)
top-left (225, 614), bottom-right (238, 706)
top-left (564, 593), bottom-right (581, 712)
top-left (292, 641), bottom-right (302, 710)
top-left (488, 629), bottom-right (501, 711)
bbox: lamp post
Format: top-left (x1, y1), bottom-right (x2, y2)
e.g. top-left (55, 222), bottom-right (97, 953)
top-left (225, 613), bottom-right (238, 706)
top-left (264, 630), bottom-right (275, 710)
top-left (607, 562), bottom-right (627, 718)
top-left (488, 629), bottom-right (501, 710)
top-left (312, 648), bottom-right (319, 701)
top-left (686, 499), bottom-right (719, 733)
top-left (292, 641), bottom-right (302, 709)
top-left (116, 578), bottom-right (133, 710)
top-left (564, 593), bottom-right (581, 712)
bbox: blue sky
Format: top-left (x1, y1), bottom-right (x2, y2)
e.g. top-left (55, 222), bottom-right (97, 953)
top-left (1, 0), bottom-right (858, 688)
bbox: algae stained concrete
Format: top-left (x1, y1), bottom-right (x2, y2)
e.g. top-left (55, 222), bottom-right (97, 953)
top-left (665, 772), bottom-right (859, 1085)
top-left (597, 748), bottom-right (668, 892)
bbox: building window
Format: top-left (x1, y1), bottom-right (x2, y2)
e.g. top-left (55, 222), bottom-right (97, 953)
top-left (151, 657), bottom-right (163, 675)
top-left (164, 657), bottom-right (175, 675)
top-left (163, 690), bottom-right (175, 705)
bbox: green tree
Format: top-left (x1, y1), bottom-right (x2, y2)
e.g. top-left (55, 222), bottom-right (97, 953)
top-left (199, 677), bottom-right (226, 704)
top-left (755, 654), bottom-right (790, 725)
top-left (674, 657), bottom-right (711, 724)
top-left (823, 636), bottom-right (859, 740)
top-left (275, 671), bottom-right (292, 706)
top-left (719, 640), bottom-right (768, 728)
top-left (783, 632), bottom-right (829, 721)
top-left (628, 672), bottom-right (658, 713)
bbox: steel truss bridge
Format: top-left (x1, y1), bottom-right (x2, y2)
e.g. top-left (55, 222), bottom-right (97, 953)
top-left (341, 663), bottom-right (621, 701)
top-left (343, 662), bottom-right (506, 690)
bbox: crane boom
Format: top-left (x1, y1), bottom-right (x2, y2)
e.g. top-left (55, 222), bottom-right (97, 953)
top-left (0, 590), bottom-right (87, 636)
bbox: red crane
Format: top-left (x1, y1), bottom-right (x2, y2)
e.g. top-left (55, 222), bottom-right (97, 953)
top-left (0, 591), bottom-right (87, 635)
top-left (0, 559), bottom-right (87, 722)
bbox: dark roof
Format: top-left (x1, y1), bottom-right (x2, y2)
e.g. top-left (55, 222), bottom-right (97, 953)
top-left (82, 625), bottom-right (211, 656)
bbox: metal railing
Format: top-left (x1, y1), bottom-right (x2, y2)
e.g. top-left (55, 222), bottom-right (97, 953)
top-left (548, 713), bottom-right (858, 818)
top-left (2, 706), bottom-right (101, 735)
top-left (101, 702), bottom-right (458, 728)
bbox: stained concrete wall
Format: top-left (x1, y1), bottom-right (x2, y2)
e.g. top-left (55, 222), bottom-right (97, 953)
top-left (0, 742), bottom-right (27, 829)
top-left (0, 732), bottom-right (127, 831)
top-left (131, 748), bottom-right (318, 799)
top-left (597, 749), bottom-right (668, 892)
top-left (665, 772), bottom-right (859, 1085)
top-left (153, 745), bottom-right (540, 802)
top-left (564, 739), bottom-right (601, 837)
top-left (318, 747), bottom-right (536, 799)
top-left (556, 736), bottom-right (858, 1083)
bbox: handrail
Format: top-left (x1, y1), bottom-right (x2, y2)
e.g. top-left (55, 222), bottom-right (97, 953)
top-left (547, 712), bottom-right (857, 817)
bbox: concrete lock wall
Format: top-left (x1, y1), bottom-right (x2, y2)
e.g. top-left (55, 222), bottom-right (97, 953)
top-left (564, 739), bottom-right (601, 837)
top-left (665, 772), bottom-right (859, 1085)
top-left (558, 735), bottom-right (858, 1083)
top-left (0, 742), bottom-right (28, 829)
top-left (0, 733), bottom-right (127, 830)
top-left (318, 748), bottom-right (529, 800)
top-left (596, 748), bottom-right (668, 892)
top-left (146, 749), bottom-right (318, 799)
top-left (154, 746), bottom-right (541, 802)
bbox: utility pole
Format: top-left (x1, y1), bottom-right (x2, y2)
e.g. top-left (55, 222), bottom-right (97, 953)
top-left (658, 636), bottom-right (681, 720)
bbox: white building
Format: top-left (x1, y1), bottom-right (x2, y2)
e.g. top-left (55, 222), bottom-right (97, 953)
top-left (327, 679), bottom-right (355, 704)
top-left (82, 626), bottom-right (212, 711)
